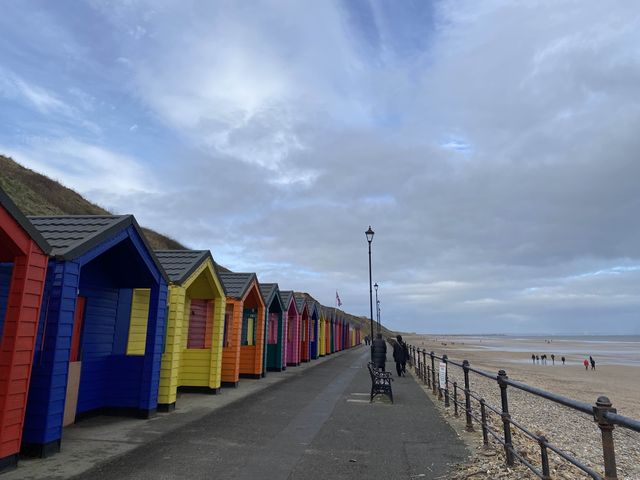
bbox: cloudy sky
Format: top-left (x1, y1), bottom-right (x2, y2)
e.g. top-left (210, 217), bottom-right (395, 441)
top-left (1, 1), bottom-right (639, 334)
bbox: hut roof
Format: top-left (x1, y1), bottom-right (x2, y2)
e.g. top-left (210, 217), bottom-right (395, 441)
top-left (218, 272), bottom-right (257, 299)
top-left (155, 250), bottom-right (214, 284)
top-left (0, 188), bottom-right (51, 254)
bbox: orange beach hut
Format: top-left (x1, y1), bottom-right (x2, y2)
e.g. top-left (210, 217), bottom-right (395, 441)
top-left (218, 273), bottom-right (265, 385)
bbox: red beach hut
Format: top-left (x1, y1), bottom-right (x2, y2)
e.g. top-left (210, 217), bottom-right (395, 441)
top-left (294, 294), bottom-right (310, 362)
top-left (0, 190), bottom-right (50, 472)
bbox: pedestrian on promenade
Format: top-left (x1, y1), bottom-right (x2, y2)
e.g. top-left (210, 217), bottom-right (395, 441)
top-left (590, 356), bottom-right (596, 370)
top-left (402, 339), bottom-right (409, 374)
top-left (531, 354), bottom-right (535, 364)
top-left (583, 359), bottom-right (589, 370)
top-left (364, 335), bottom-right (370, 346)
top-left (371, 333), bottom-right (387, 371)
top-left (551, 354), bottom-right (555, 365)
top-left (561, 356), bottom-right (565, 365)
top-left (393, 335), bottom-right (407, 377)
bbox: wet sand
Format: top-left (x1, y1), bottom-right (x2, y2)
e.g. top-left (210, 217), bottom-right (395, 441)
top-left (404, 334), bottom-right (640, 418)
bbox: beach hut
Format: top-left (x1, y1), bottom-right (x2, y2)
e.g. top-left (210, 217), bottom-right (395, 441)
top-left (149, 250), bottom-right (225, 411)
top-left (0, 190), bottom-right (50, 472)
top-left (280, 291), bottom-right (299, 366)
top-left (218, 273), bottom-right (265, 384)
top-left (294, 294), bottom-right (310, 362)
top-left (308, 300), bottom-right (319, 360)
top-left (324, 308), bottom-right (332, 355)
top-left (22, 215), bottom-right (168, 457)
top-left (260, 283), bottom-right (286, 372)
top-left (317, 307), bottom-right (325, 357)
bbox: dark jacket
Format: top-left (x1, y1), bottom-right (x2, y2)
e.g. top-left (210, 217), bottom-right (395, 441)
top-left (371, 338), bottom-right (387, 367)
top-left (392, 341), bottom-right (406, 363)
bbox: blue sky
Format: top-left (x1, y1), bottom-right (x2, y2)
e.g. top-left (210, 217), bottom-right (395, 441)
top-left (2, 1), bottom-right (640, 334)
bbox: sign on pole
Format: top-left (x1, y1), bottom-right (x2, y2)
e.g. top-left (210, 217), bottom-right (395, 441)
top-left (439, 362), bottom-right (447, 389)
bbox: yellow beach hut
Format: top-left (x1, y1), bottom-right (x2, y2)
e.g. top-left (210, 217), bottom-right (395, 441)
top-left (141, 250), bottom-right (225, 411)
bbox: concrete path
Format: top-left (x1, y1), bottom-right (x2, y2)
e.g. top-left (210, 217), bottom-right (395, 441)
top-left (73, 347), bottom-right (467, 480)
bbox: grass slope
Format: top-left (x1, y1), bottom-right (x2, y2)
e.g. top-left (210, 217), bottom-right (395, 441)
top-left (0, 154), bottom-right (185, 250)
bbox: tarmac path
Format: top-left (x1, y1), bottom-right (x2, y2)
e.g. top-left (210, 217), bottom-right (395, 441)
top-left (72, 346), bottom-right (467, 480)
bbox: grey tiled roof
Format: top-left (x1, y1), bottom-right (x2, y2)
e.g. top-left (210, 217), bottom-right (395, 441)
top-left (219, 272), bottom-right (256, 299)
top-left (27, 215), bottom-right (168, 281)
top-left (259, 282), bottom-right (283, 310)
top-left (293, 292), bottom-right (307, 313)
top-left (28, 215), bottom-right (130, 258)
top-left (279, 290), bottom-right (297, 313)
top-left (155, 250), bottom-right (211, 284)
top-left (0, 187), bottom-right (51, 254)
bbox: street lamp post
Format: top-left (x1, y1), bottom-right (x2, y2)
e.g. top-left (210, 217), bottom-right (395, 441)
top-left (374, 282), bottom-right (380, 334)
top-left (365, 226), bottom-right (375, 348)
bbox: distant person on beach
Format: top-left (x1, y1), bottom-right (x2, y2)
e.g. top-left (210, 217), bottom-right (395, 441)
top-left (535, 355), bottom-right (539, 364)
top-left (371, 333), bottom-right (387, 371)
top-left (531, 354), bottom-right (535, 364)
top-left (590, 356), bottom-right (596, 370)
top-left (551, 354), bottom-right (555, 365)
top-left (541, 354), bottom-right (547, 365)
top-left (393, 335), bottom-right (407, 377)
top-left (584, 359), bottom-right (589, 370)
top-left (561, 356), bottom-right (565, 365)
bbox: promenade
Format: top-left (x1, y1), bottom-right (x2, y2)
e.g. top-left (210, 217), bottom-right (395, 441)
top-left (8, 346), bottom-right (467, 480)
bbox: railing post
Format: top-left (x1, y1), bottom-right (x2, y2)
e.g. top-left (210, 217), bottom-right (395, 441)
top-left (497, 369), bottom-right (514, 466)
top-left (453, 382), bottom-right (459, 416)
top-left (426, 365), bottom-right (431, 388)
top-left (463, 360), bottom-right (474, 432)
top-left (416, 348), bottom-right (421, 376)
top-left (539, 435), bottom-right (551, 480)
top-left (430, 352), bottom-right (437, 395)
top-left (422, 350), bottom-right (427, 384)
top-left (594, 396), bottom-right (618, 480)
top-left (443, 354), bottom-right (449, 407)
top-left (480, 399), bottom-right (489, 446)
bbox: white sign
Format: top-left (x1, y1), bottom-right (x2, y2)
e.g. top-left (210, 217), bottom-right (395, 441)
top-left (439, 362), bottom-right (447, 389)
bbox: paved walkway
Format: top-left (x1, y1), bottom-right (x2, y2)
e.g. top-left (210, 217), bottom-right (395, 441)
top-left (10, 346), bottom-right (468, 480)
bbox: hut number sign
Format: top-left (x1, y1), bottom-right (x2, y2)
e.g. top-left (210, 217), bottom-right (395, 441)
top-left (438, 362), bottom-right (447, 389)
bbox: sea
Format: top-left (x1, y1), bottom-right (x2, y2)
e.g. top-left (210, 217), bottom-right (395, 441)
top-left (436, 335), bottom-right (640, 367)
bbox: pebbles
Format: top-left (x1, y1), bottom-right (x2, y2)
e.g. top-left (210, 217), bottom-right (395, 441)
top-left (411, 358), bottom-right (640, 479)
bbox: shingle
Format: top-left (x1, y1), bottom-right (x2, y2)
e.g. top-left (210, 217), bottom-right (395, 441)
top-left (28, 215), bottom-right (129, 258)
top-left (155, 250), bottom-right (210, 284)
top-left (279, 290), bottom-right (296, 312)
top-left (293, 292), bottom-right (307, 312)
top-left (218, 272), bottom-right (255, 299)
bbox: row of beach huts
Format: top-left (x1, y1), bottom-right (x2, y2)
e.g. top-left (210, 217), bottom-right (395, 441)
top-left (0, 188), bottom-right (362, 473)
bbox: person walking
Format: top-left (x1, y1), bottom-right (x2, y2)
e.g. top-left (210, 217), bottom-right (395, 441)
top-left (583, 359), bottom-right (589, 370)
top-left (531, 354), bottom-right (535, 364)
top-left (371, 333), bottom-right (387, 371)
top-left (590, 356), bottom-right (596, 370)
top-left (393, 335), bottom-right (407, 377)
top-left (561, 356), bottom-right (565, 365)
top-left (551, 354), bottom-right (555, 365)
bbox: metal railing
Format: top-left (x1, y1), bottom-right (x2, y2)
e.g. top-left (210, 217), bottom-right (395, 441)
top-left (406, 344), bottom-right (640, 480)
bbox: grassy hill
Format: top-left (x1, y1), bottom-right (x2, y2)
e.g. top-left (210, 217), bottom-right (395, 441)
top-left (0, 154), bottom-right (185, 250)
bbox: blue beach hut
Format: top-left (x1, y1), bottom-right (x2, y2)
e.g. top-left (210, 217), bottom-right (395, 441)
top-left (21, 215), bottom-right (168, 457)
top-left (308, 300), bottom-right (319, 360)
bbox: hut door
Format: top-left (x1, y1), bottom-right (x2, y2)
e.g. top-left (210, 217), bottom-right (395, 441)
top-left (64, 296), bottom-right (86, 426)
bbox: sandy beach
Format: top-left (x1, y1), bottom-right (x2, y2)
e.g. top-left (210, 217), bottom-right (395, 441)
top-left (404, 334), bottom-right (640, 417)
top-left (403, 334), bottom-right (640, 479)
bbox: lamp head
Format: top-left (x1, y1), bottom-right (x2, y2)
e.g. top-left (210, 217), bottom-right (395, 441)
top-left (365, 225), bottom-right (375, 243)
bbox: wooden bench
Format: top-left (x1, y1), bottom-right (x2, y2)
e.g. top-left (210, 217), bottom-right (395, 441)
top-left (367, 362), bottom-right (393, 403)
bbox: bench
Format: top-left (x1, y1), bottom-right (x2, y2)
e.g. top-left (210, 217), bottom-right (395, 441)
top-left (367, 362), bottom-right (393, 403)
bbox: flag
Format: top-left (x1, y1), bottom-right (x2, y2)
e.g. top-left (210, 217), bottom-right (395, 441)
top-left (336, 291), bottom-right (342, 307)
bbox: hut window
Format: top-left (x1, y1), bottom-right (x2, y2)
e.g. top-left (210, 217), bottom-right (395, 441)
top-left (127, 289), bottom-right (150, 355)
top-left (223, 305), bottom-right (232, 347)
top-left (241, 309), bottom-right (256, 346)
top-left (268, 313), bottom-right (278, 344)
top-left (187, 299), bottom-right (213, 349)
